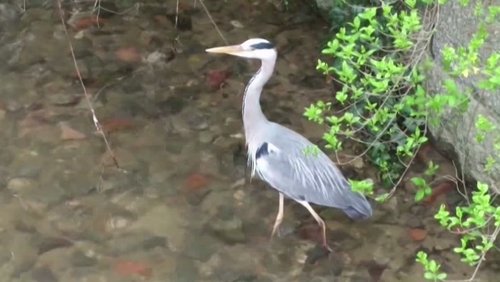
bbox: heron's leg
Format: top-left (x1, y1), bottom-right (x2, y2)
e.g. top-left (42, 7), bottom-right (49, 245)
top-left (297, 200), bottom-right (332, 252)
top-left (271, 193), bottom-right (285, 238)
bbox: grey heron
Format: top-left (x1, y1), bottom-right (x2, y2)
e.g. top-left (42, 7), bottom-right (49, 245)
top-left (206, 38), bottom-right (372, 250)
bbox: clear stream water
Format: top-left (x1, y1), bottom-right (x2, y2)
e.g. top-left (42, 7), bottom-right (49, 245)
top-left (0, 1), bottom-right (497, 281)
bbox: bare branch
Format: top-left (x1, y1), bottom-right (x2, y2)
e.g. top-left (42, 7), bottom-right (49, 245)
top-left (56, 0), bottom-right (119, 168)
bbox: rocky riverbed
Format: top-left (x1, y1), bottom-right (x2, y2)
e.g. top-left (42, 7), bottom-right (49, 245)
top-left (0, 1), bottom-right (497, 281)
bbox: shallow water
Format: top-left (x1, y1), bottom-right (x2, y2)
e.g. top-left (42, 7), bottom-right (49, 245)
top-left (0, 1), bottom-right (497, 281)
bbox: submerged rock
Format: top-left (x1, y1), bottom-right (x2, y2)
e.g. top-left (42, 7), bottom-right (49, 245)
top-left (31, 266), bottom-right (58, 282)
top-left (208, 214), bottom-right (246, 244)
top-left (7, 177), bottom-right (37, 193)
top-left (0, 3), bottom-right (18, 23)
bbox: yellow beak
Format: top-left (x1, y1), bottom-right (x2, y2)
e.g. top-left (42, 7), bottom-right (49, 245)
top-left (205, 44), bottom-right (243, 55)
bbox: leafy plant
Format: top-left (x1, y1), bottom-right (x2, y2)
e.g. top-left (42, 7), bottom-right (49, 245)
top-left (420, 0), bottom-right (499, 277)
top-left (311, 0), bottom-right (499, 280)
top-left (349, 179), bottom-right (374, 195)
top-left (435, 182), bottom-right (499, 266)
top-left (411, 176), bottom-right (432, 202)
top-left (424, 161), bottom-right (439, 177)
top-left (307, 2), bottom-right (433, 188)
top-left (416, 251), bottom-right (447, 281)
top-left (411, 161), bottom-right (439, 202)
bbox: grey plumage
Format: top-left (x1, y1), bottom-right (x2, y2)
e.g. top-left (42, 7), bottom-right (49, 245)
top-left (251, 122), bottom-right (372, 220)
top-left (206, 38), bottom-right (372, 249)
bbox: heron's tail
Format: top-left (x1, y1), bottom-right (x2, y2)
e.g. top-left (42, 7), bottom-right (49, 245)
top-left (342, 194), bottom-right (373, 220)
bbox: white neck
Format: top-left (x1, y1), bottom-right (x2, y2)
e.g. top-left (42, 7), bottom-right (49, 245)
top-left (242, 58), bottom-right (275, 140)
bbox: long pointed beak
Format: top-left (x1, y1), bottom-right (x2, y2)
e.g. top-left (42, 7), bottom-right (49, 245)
top-left (205, 44), bottom-right (243, 55)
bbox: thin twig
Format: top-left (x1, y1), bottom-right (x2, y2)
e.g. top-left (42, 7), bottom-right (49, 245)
top-left (447, 226), bottom-right (500, 282)
top-left (93, 0), bottom-right (101, 28)
top-left (465, 227), bottom-right (499, 281)
top-left (175, 0), bottom-right (179, 29)
top-left (56, 0), bottom-right (119, 168)
top-left (198, 0), bottom-right (228, 44)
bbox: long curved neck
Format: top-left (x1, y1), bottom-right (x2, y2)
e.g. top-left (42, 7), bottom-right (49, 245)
top-left (243, 58), bottom-right (276, 139)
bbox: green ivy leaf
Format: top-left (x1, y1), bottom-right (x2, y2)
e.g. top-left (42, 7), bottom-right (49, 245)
top-left (405, 0), bottom-right (416, 8)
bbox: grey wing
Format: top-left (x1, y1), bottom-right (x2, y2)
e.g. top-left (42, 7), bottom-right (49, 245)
top-left (254, 125), bottom-right (372, 219)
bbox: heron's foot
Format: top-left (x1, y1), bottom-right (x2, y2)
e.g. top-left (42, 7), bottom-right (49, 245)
top-left (270, 193), bottom-right (285, 241)
top-left (318, 222), bottom-right (332, 252)
top-left (322, 242), bottom-right (333, 253)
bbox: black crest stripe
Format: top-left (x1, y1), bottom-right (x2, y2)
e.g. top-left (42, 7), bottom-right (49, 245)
top-left (255, 142), bottom-right (269, 159)
top-left (251, 42), bottom-right (274, 49)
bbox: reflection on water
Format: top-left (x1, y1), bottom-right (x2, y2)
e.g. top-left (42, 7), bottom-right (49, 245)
top-left (0, 1), bottom-right (497, 281)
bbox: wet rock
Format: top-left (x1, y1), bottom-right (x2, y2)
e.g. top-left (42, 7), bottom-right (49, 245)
top-left (319, 208), bottom-right (345, 220)
top-left (0, 3), bottom-right (18, 23)
top-left (59, 122), bottom-right (87, 140)
top-left (187, 54), bottom-right (208, 73)
top-left (145, 50), bottom-right (169, 65)
top-left (0, 252), bottom-right (10, 277)
top-left (107, 233), bottom-right (167, 254)
top-left (20, 7), bottom-right (51, 23)
top-left (403, 213), bottom-right (423, 228)
top-left (13, 218), bottom-right (37, 233)
top-left (97, 169), bottom-right (135, 193)
top-left (350, 157), bottom-right (365, 170)
top-left (370, 225), bottom-right (415, 272)
top-left (104, 215), bottom-right (131, 233)
top-left (37, 237), bottom-right (73, 255)
top-left (8, 233), bottom-right (38, 277)
top-left (148, 157), bottom-right (177, 185)
top-left (232, 274), bottom-right (258, 282)
top-left (100, 118), bottom-right (136, 134)
top-left (113, 259), bottom-right (153, 279)
top-left (6, 99), bottom-right (21, 112)
top-left (7, 177), bottom-right (37, 193)
top-left (115, 47), bottom-right (142, 63)
top-left (230, 20), bottom-right (244, 28)
top-left (337, 271), bottom-right (374, 282)
top-left (167, 115), bottom-right (191, 135)
top-left (70, 250), bottom-right (98, 267)
top-left (200, 189), bottom-right (234, 217)
top-left (198, 131), bottom-right (215, 144)
top-left (382, 195), bottom-right (399, 215)
top-left (208, 213), bottom-right (246, 244)
top-left (174, 257), bottom-right (199, 282)
top-left (409, 204), bottom-right (428, 217)
top-left (187, 113), bottom-right (209, 131)
top-left (304, 245), bottom-right (332, 266)
top-left (0, 167), bottom-right (8, 187)
top-left (198, 151), bottom-right (221, 176)
top-left (183, 235), bottom-right (218, 262)
top-left (166, 13), bottom-right (192, 31)
top-left (46, 93), bottom-right (82, 107)
top-left (213, 136), bottom-right (239, 150)
top-left (164, 136), bottom-right (188, 155)
top-left (31, 266), bottom-right (58, 282)
top-left (183, 187), bottom-right (211, 206)
top-left (129, 204), bottom-right (185, 251)
top-left (422, 234), bottom-right (456, 252)
top-left (198, 252), bottom-right (221, 278)
top-left (159, 96), bottom-right (187, 115)
top-left (408, 228), bottom-right (427, 242)
top-left (143, 235), bottom-right (168, 250)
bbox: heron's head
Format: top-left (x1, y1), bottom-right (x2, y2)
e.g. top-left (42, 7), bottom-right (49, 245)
top-left (206, 38), bottom-right (276, 61)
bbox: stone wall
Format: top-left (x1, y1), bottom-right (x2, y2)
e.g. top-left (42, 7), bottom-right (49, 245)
top-left (426, 1), bottom-right (500, 191)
